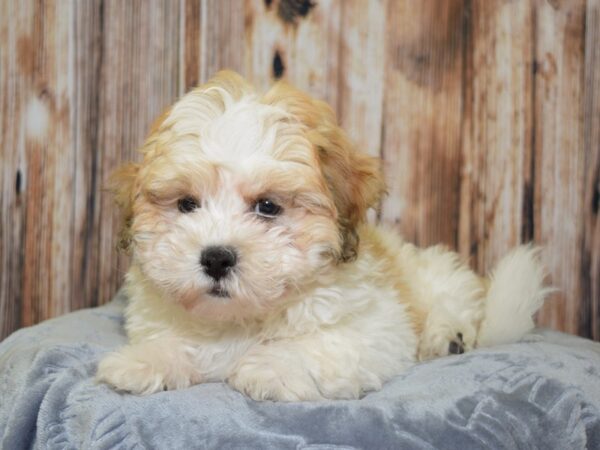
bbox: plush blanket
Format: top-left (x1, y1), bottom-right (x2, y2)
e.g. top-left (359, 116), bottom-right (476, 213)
top-left (1, 290), bottom-right (599, 450)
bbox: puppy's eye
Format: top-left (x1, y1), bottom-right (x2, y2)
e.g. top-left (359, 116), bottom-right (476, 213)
top-left (254, 199), bottom-right (282, 218)
top-left (177, 196), bottom-right (200, 213)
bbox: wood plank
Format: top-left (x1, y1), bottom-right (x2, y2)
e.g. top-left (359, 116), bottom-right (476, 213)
top-left (244, 0), bottom-right (341, 107)
top-left (182, 0), bottom-right (246, 91)
top-left (17, 0), bottom-right (76, 328)
top-left (198, 0), bottom-right (246, 84)
top-left (458, 0), bottom-right (535, 272)
top-left (181, 0), bottom-right (201, 92)
top-left (580, 0), bottom-right (599, 339)
top-left (0, 0), bottom-right (35, 339)
top-left (380, 0), bottom-right (465, 248)
top-left (336, 0), bottom-right (386, 159)
top-left (94, 0), bottom-right (181, 308)
top-left (70, 0), bottom-right (105, 312)
top-left (534, 0), bottom-right (587, 335)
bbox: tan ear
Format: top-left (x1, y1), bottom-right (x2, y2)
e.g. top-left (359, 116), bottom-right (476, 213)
top-left (108, 163), bottom-right (140, 251)
top-left (110, 99), bottom-right (175, 251)
top-left (263, 82), bottom-right (386, 261)
top-left (315, 135), bottom-right (385, 261)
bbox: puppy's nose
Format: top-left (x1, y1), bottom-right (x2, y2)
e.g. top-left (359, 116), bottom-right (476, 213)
top-left (200, 246), bottom-right (237, 281)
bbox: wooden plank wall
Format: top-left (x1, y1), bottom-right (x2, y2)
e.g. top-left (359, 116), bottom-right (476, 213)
top-left (1, 0), bottom-right (598, 341)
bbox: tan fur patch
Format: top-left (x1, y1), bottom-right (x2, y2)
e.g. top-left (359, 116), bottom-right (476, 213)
top-left (262, 82), bottom-right (386, 262)
top-left (108, 163), bottom-right (140, 251)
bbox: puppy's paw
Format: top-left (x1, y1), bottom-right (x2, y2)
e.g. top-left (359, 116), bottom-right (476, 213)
top-left (228, 355), bottom-right (324, 402)
top-left (97, 351), bottom-right (167, 395)
top-left (418, 322), bottom-right (476, 360)
top-left (96, 342), bottom-right (201, 395)
top-left (448, 332), bottom-right (465, 355)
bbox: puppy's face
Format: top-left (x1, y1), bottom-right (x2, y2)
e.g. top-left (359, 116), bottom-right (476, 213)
top-left (113, 72), bottom-right (384, 321)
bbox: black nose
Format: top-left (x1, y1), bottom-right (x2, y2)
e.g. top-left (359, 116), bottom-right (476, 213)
top-left (200, 246), bottom-right (237, 281)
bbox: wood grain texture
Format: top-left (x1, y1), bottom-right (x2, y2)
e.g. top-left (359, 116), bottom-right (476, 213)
top-left (244, 0), bottom-right (341, 106)
top-left (0, 0), bottom-right (34, 339)
top-left (459, 0), bottom-right (534, 271)
top-left (1, 0), bottom-right (599, 340)
top-left (337, 0), bottom-right (386, 159)
top-left (581, 0), bottom-right (600, 340)
top-left (181, 0), bottom-right (246, 91)
top-left (181, 0), bottom-right (201, 92)
top-left (16, 0), bottom-right (75, 329)
top-left (70, 0), bottom-right (105, 314)
top-left (199, 0), bottom-right (246, 84)
top-left (534, 0), bottom-right (587, 335)
top-left (381, 0), bottom-right (465, 247)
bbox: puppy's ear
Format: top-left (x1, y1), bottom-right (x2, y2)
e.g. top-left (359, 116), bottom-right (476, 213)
top-left (108, 163), bottom-right (140, 252)
top-left (314, 133), bottom-right (385, 262)
top-left (263, 82), bottom-right (386, 262)
top-left (109, 101), bottom-right (174, 251)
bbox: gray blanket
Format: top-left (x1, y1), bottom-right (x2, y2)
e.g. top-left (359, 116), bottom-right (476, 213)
top-left (1, 290), bottom-right (600, 449)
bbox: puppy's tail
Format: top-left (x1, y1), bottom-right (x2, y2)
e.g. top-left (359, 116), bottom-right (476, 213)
top-left (477, 246), bottom-right (550, 348)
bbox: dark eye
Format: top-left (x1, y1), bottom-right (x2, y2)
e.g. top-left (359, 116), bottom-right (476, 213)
top-left (254, 198), bottom-right (282, 218)
top-left (177, 196), bottom-right (200, 213)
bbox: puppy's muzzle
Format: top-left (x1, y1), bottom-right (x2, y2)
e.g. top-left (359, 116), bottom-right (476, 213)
top-left (200, 246), bottom-right (237, 281)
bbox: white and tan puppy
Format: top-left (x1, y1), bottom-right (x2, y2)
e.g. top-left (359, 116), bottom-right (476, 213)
top-left (96, 71), bottom-right (548, 401)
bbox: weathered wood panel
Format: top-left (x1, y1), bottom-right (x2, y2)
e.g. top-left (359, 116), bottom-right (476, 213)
top-left (181, 0), bottom-right (201, 92)
top-left (0, 0), bottom-right (34, 339)
top-left (1, 0), bottom-right (599, 341)
top-left (459, 0), bottom-right (534, 271)
top-left (581, 0), bottom-right (600, 340)
top-left (70, 0), bottom-right (105, 314)
top-left (336, 0), bottom-right (386, 159)
top-left (199, 0), bottom-right (246, 85)
top-left (534, 0), bottom-right (587, 335)
top-left (244, 0), bottom-right (341, 108)
top-left (9, 0), bottom-right (76, 330)
top-left (381, 0), bottom-right (465, 247)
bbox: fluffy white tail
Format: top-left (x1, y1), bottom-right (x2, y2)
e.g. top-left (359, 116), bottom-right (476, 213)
top-left (477, 246), bottom-right (550, 347)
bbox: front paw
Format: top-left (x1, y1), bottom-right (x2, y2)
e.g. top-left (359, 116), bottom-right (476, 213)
top-left (97, 351), bottom-right (164, 395)
top-left (448, 332), bottom-right (465, 355)
top-left (228, 355), bottom-right (325, 402)
top-left (96, 343), bottom-right (201, 395)
top-left (419, 323), bottom-right (476, 360)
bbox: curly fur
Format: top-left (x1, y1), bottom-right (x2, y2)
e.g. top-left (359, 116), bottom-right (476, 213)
top-left (97, 71), bottom-right (548, 401)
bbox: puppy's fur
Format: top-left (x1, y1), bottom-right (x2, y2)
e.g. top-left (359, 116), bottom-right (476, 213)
top-left (96, 71), bottom-right (548, 401)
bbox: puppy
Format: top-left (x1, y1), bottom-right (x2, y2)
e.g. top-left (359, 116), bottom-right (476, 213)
top-left (96, 71), bottom-right (548, 401)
